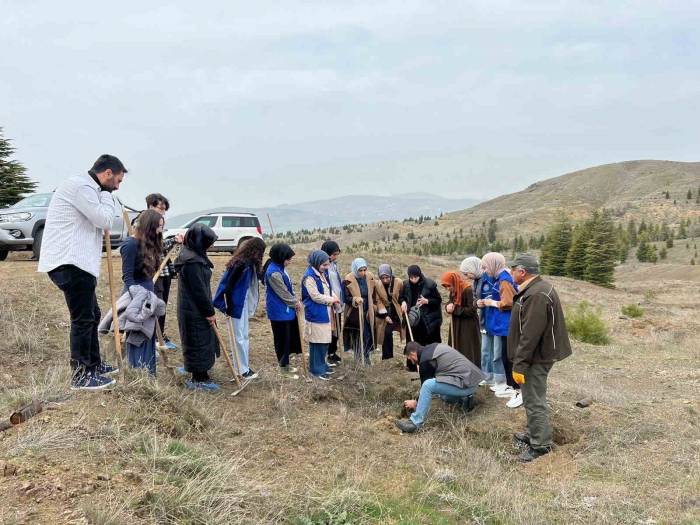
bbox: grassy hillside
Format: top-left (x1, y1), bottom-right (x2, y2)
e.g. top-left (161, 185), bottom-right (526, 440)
top-left (1, 250), bottom-right (699, 524)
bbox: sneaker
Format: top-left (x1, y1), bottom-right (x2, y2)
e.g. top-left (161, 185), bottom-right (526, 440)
top-left (328, 354), bottom-right (341, 364)
top-left (242, 370), bottom-right (259, 380)
top-left (96, 362), bottom-right (119, 376)
top-left (513, 431), bottom-right (531, 446)
top-left (325, 369), bottom-right (336, 375)
top-left (184, 380), bottom-right (220, 392)
top-left (327, 361), bottom-right (338, 368)
top-left (495, 386), bottom-right (517, 398)
top-left (164, 339), bottom-right (178, 350)
top-left (478, 380), bottom-right (488, 386)
top-left (395, 419), bottom-right (419, 433)
top-left (314, 374), bottom-right (331, 381)
top-left (460, 395), bottom-right (477, 413)
top-left (490, 383), bottom-right (508, 392)
top-left (71, 373), bottom-right (115, 391)
top-left (519, 445), bottom-right (552, 463)
top-left (506, 391), bottom-right (523, 408)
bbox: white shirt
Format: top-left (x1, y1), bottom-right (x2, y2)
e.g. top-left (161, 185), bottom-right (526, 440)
top-left (37, 173), bottom-right (116, 278)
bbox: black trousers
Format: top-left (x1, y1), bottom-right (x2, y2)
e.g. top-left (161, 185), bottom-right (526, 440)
top-left (382, 322), bottom-right (400, 360)
top-left (48, 265), bottom-right (102, 375)
top-left (328, 311), bottom-right (342, 356)
top-left (501, 336), bottom-right (520, 390)
top-left (154, 275), bottom-right (172, 335)
top-left (270, 319), bottom-right (302, 367)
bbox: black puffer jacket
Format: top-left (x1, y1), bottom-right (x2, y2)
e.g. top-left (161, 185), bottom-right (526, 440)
top-left (174, 224), bottom-right (219, 373)
top-left (400, 275), bottom-right (443, 335)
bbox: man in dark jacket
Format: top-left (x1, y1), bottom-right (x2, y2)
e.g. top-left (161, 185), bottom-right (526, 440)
top-left (507, 253), bottom-right (572, 462)
top-left (395, 342), bottom-right (484, 433)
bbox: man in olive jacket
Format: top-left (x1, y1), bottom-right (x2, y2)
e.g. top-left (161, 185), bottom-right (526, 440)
top-left (508, 253), bottom-right (572, 462)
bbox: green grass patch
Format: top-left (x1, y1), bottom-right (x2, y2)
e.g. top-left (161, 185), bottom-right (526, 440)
top-left (621, 304), bottom-right (644, 318)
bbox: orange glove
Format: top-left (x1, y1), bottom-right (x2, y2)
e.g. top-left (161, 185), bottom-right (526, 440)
top-left (512, 372), bottom-right (525, 385)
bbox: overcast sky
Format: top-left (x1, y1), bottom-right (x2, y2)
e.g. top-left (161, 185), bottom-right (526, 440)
top-left (1, 1), bottom-right (699, 215)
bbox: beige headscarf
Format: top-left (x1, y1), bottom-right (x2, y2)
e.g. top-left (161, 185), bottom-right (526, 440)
top-left (481, 252), bottom-right (506, 278)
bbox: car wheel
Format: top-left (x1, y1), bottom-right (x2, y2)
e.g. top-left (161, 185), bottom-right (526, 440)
top-left (0, 250), bottom-right (8, 261)
top-left (32, 228), bottom-right (44, 259)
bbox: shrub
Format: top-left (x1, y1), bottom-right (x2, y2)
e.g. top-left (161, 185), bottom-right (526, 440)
top-left (621, 304), bottom-right (644, 318)
top-left (566, 301), bottom-right (610, 345)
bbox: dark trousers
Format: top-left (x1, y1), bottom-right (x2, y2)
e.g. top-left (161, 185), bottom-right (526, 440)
top-left (48, 265), bottom-right (102, 375)
top-left (522, 363), bottom-right (553, 449)
top-left (270, 318), bottom-right (302, 367)
top-left (328, 311), bottom-right (341, 356)
top-left (501, 336), bottom-right (520, 390)
top-left (382, 322), bottom-right (399, 360)
top-left (154, 275), bottom-right (172, 336)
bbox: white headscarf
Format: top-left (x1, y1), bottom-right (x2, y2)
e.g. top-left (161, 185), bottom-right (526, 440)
top-left (459, 256), bottom-right (483, 278)
top-left (351, 257), bottom-right (368, 277)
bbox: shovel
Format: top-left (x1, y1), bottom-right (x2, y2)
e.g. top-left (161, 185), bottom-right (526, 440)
top-left (103, 231), bottom-right (124, 380)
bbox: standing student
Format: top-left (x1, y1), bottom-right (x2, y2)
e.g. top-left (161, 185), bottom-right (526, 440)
top-left (321, 240), bottom-right (344, 363)
top-left (460, 256), bottom-right (491, 385)
top-left (174, 223), bottom-right (220, 391)
top-left (301, 250), bottom-right (340, 380)
top-left (119, 209), bottom-right (164, 375)
top-left (375, 264), bottom-right (404, 359)
top-left (478, 252), bottom-right (521, 408)
top-left (38, 154), bottom-right (127, 390)
top-left (145, 193), bottom-right (182, 350)
top-left (441, 271), bottom-right (481, 366)
top-left (263, 243), bottom-right (302, 376)
top-left (508, 254), bottom-right (572, 461)
top-left (213, 237), bottom-right (266, 380)
top-left (400, 265), bottom-right (442, 345)
top-left (342, 258), bottom-right (376, 366)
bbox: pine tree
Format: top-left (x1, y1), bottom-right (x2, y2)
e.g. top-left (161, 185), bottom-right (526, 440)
top-left (687, 189), bottom-right (693, 200)
top-left (636, 232), bottom-right (657, 263)
top-left (0, 128), bottom-right (37, 208)
top-left (659, 246), bottom-right (667, 260)
top-left (678, 219), bottom-right (688, 239)
top-left (666, 237), bottom-right (674, 248)
top-left (664, 190), bottom-right (670, 199)
top-left (565, 221), bottom-right (591, 280)
top-left (541, 216), bottom-right (572, 276)
top-left (487, 218), bottom-right (498, 243)
top-left (627, 219), bottom-right (638, 247)
top-left (583, 210), bottom-right (617, 287)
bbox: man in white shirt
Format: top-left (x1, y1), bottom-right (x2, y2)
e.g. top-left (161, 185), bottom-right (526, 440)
top-left (38, 154), bottom-right (127, 390)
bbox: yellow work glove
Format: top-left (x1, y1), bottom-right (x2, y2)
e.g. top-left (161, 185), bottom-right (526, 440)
top-left (512, 372), bottom-right (525, 385)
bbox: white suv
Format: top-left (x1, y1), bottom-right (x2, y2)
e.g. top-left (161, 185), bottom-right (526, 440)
top-left (164, 212), bottom-right (263, 253)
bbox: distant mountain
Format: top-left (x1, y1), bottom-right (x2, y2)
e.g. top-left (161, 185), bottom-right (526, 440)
top-left (167, 193), bottom-right (479, 233)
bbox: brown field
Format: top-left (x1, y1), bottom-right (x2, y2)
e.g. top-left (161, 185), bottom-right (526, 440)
top-left (0, 249), bottom-right (698, 524)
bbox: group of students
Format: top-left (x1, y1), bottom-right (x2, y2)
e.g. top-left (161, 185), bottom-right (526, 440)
top-left (39, 154), bottom-right (572, 463)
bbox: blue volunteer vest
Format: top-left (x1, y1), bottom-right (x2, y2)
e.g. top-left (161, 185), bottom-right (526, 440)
top-left (213, 264), bottom-right (254, 319)
top-left (265, 262), bottom-right (296, 322)
top-left (485, 270), bottom-right (515, 337)
top-left (301, 267), bottom-right (330, 323)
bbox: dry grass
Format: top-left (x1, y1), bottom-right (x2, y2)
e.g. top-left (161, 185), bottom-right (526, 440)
top-left (1, 251), bottom-right (699, 524)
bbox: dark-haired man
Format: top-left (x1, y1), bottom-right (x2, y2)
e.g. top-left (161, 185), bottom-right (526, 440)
top-left (395, 341), bottom-right (484, 433)
top-left (507, 253), bottom-right (572, 462)
top-left (38, 154), bottom-right (128, 390)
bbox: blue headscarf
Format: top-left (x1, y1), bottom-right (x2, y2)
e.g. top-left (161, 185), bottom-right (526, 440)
top-left (351, 258), bottom-right (368, 277)
top-left (308, 250), bottom-right (330, 270)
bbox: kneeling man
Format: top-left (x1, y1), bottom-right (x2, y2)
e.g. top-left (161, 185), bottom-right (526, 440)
top-left (396, 342), bottom-right (484, 433)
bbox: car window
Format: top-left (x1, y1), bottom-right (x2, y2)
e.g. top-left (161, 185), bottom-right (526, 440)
top-left (11, 194), bottom-right (52, 208)
top-left (241, 217), bottom-right (260, 227)
top-left (222, 216), bottom-right (242, 227)
top-left (190, 216), bottom-right (218, 228)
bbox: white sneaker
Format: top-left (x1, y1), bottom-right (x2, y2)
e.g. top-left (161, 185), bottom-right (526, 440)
top-left (495, 386), bottom-right (516, 398)
top-left (506, 391), bottom-right (523, 408)
top-left (478, 380), bottom-right (488, 386)
top-left (490, 383), bottom-right (507, 392)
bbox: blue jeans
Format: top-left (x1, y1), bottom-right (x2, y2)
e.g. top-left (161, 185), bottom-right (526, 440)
top-left (127, 335), bottom-right (156, 376)
top-left (410, 378), bottom-right (477, 427)
top-left (309, 343), bottom-right (330, 376)
top-left (482, 334), bottom-right (506, 383)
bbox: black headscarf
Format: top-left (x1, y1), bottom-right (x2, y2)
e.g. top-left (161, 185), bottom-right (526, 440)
top-left (407, 265), bottom-right (424, 279)
top-left (262, 243), bottom-right (295, 276)
top-left (175, 223), bottom-right (217, 270)
top-left (321, 240), bottom-right (340, 256)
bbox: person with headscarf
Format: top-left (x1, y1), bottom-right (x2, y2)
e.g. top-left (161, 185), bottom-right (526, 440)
top-left (321, 240), bottom-right (344, 364)
top-left (342, 258), bottom-right (376, 365)
top-left (374, 264), bottom-right (404, 359)
top-left (460, 256), bottom-right (493, 383)
top-left (174, 223), bottom-right (220, 391)
top-left (399, 265), bottom-right (442, 345)
top-left (301, 250), bottom-right (340, 379)
top-left (263, 243), bottom-right (302, 377)
top-left (213, 237), bottom-right (266, 380)
top-left (441, 271), bottom-right (480, 366)
top-left (478, 252), bottom-right (521, 408)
